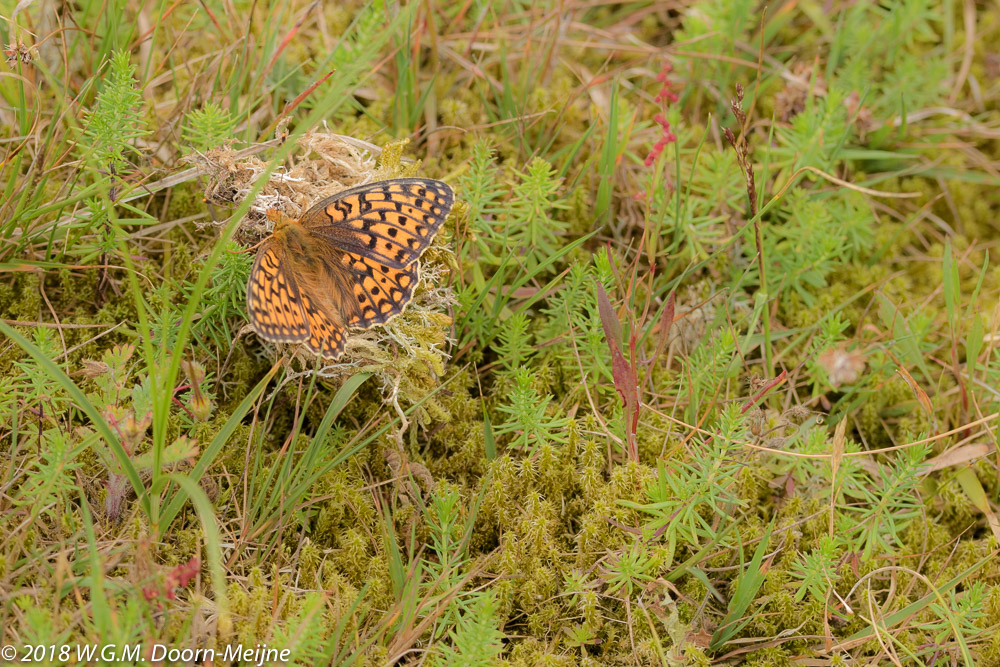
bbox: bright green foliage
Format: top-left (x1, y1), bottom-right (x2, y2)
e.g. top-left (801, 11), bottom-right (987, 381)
top-left (842, 442), bottom-right (931, 561)
top-left (791, 535), bottom-right (842, 603)
top-left (671, 0), bottom-right (758, 113)
top-left (677, 326), bottom-right (738, 426)
top-left (183, 102), bottom-right (237, 153)
top-left (13, 429), bottom-right (82, 523)
top-left (764, 189), bottom-right (873, 304)
top-left (186, 241), bottom-right (253, 354)
top-left (335, 0), bottom-right (389, 71)
top-left (507, 158), bottom-right (569, 269)
top-left (832, 0), bottom-right (948, 115)
top-left (804, 313), bottom-right (852, 395)
top-left (494, 311), bottom-right (533, 374)
top-left (927, 581), bottom-right (989, 645)
top-left (627, 404), bottom-right (747, 556)
top-left (458, 140), bottom-right (507, 264)
top-left (537, 259), bottom-right (614, 395)
top-left (425, 485), bottom-right (470, 581)
top-left (602, 541), bottom-right (654, 597)
top-left (495, 367), bottom-right (569, 453)
top-left (772, 91), bottom-right (852, 174)
top-left (431, 593), bottom-right (505, 667)
top-left (2, 0), bottom-right (1000, 664)
top-left (81, 50), bottom-right (149, 170)
top-left (13, 328), bottom-right (68, 415)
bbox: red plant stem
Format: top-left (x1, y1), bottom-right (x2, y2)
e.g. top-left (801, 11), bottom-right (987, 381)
top-left (742, 371), bottom-right (787, 414)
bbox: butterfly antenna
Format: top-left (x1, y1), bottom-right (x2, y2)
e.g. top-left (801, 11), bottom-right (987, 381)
top-left (228, 237), bottom-right (269, 255)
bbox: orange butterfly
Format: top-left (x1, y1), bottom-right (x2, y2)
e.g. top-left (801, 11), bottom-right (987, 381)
top-left (247, 178), bottom-right (454, 360)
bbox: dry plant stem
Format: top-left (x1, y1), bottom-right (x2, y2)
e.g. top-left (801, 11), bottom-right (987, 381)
top-left (829, 418), bottom-right (847, 538)
top-left (723, 83), bottom-right (771, 379)
top-left (390, 370), bottom-right (409, 452)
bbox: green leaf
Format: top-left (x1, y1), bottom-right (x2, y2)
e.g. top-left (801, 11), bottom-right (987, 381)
top-left (157, 362), bottom-right (283, 531)
top-left (710, 521), bottom-right (774, 651)
top-left (164, 473), bottom-right (230, 632)
top-left (965, 313), bottom-right (983, 377)
top-left (0, 320), bottom-right (146, 512)
top-left (483, 405), bottom-right (496, 461)
top-left (942, 237), bottom-right (959, 332)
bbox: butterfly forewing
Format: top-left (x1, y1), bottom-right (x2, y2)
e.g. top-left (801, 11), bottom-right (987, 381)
top-left (247, 244), bottom-right (312, 344)
top-left (300, 178), bottom-right (453, 269)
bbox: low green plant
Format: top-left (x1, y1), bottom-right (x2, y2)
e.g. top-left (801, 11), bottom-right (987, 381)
top-left (2, 0), bottom-right (1000, 663)
top-left (842, 442), bottom-right (931, 561)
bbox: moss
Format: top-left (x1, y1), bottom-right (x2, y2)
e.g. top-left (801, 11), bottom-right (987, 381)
top-left (4, 0), bottom-right (1000, 662)
top-left (1, 272), bottom-right (42, 323)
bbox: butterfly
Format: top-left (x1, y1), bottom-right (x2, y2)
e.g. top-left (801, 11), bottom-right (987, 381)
top-left (247, 178), bottom-right (454, 360)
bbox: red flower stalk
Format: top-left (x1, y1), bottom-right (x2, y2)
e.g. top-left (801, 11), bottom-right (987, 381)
top-left (654, 63), bottom-right (679, 104)
top-left (641, 63), bottom-right (680, 172)
top-left (644, 113), bottom-right (678, 167)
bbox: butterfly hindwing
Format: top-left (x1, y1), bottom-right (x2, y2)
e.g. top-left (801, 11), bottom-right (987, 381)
top-left (247, 244), bottom-right (311, 344)
top-left (341, 251), bottom-right (420, 327)
top-left (300, 292), bottom-right (348, 359)
top-left (299, 178), bottom-right (453, 269)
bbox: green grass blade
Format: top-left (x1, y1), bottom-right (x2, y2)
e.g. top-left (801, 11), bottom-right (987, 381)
top-left (157, 361), bottom-right (283, 531)
top-left (0, 320), bottom-right (145, 510)
top-left (164, 472), bottom-right (230, 632)
top-left (710, 521), bottom-right (774, 651)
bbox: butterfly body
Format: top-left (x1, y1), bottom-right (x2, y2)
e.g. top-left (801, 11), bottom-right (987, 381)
top-left (247, 178), bottom-right (454, 360)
